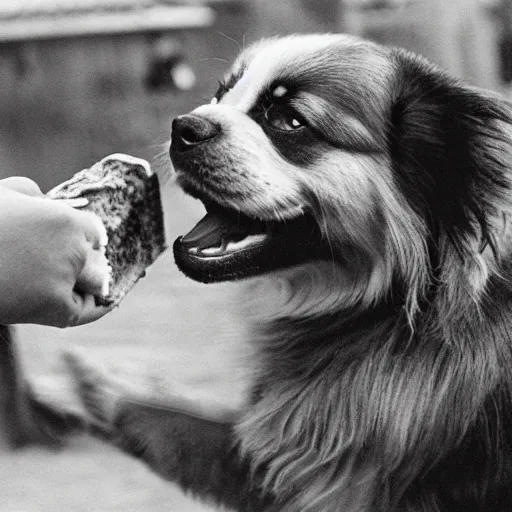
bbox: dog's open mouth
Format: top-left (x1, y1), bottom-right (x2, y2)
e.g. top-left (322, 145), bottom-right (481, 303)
top-left (173, 198), bottom-right (328, 283)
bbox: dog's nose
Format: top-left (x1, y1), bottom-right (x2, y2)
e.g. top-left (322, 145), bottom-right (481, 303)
top-left (171, 114), bottom-right (220, 152)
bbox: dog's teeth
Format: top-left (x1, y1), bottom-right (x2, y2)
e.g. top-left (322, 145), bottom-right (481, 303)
top-left (200, 245), bottom-right (224, 256)
top-left (225, 234), bottom-right (267, 253)
top-left (192, 235), bottom-right (268, 258)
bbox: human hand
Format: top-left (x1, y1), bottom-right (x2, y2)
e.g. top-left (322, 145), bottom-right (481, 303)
top-left (0, 177), bottom-right (113, 327)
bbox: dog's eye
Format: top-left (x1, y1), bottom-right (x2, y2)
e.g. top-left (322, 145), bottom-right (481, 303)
top-left (265, 105), bottom-right (304, 131)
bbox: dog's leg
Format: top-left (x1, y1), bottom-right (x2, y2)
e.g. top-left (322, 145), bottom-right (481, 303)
top-left (65, 352), bottom-right (274, 512)
top-left (0, 325), bottom-right (81, 447)
top-left (106, 402), bottom-right (271, 511)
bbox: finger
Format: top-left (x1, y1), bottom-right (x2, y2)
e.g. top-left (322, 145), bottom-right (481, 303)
top-left (74, 294), bottom-right (113, 326)
top-left (40, 287), bottom-right (110, 328)
top-left (0, 177), bottom-right (43, 196)
top-left (72, 209), bottom-right (108, 250)
top-left (75, 249), bottom-right (112, 297)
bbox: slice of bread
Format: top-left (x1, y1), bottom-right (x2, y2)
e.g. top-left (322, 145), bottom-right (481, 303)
top-left (47, 153), bottom-right (167, 307)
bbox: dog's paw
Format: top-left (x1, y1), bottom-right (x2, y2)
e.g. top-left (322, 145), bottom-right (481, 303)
top-left (22, 377), bottom-right (87, 447)
top-left (65, 351), bottom-right (242, 432)
top-left (63, 351), bottom-right (124, 434)
top-left (25, 386), bottom-right (85, 444)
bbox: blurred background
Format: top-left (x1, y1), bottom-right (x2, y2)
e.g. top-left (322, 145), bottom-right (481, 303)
top-left (0, 0), bottom-right (511, 510)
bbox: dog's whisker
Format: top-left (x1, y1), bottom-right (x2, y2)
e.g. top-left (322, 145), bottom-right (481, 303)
top-left (216, 31), bottom-right (242, 53)
top-left (198, 57), bottom-right (230, 64)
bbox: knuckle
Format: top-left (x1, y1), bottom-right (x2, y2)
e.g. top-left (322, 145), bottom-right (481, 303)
top-left (44, 203), bottom-right (76, 233)
top-left (55, 207), bottom-right (79, 229)
top-left (52, 210), bottom-right (86, 247)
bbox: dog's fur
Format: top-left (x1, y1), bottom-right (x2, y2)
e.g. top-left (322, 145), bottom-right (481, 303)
top-left (35, 34), bottom-right (512, 511)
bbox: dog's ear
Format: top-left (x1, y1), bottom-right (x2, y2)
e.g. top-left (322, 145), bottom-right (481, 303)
top-left (389, 49), bottom-right (512, 259)
top-left (386, 50), bottom-right (512, 324)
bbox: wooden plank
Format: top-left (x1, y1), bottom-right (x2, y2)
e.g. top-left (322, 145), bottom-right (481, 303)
top-left (0, 6), bottom-right (215, 42)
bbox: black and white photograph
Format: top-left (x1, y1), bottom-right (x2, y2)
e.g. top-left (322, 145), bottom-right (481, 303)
top-left (1, 0), bottom-right (512, 511)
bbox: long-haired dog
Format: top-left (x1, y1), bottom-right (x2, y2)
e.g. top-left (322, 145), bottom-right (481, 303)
top-left (34, 34), bottom-right (512, 511)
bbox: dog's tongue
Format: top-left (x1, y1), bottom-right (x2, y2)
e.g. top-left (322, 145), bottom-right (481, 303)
top-left (181, 212), bottom-right (228, 249)
top-left (181, 211), bottom-right (266, 250)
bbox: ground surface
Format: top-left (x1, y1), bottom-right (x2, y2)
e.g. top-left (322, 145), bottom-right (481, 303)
top-left (1, 183), bottom-right (252, 512)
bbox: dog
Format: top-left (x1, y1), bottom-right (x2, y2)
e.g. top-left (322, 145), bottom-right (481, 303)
top-left (33, 33), bottom-right (512, 511)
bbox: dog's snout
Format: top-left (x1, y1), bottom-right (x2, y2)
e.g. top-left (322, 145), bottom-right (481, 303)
top-left (171, 114), bottom-right (220, 152)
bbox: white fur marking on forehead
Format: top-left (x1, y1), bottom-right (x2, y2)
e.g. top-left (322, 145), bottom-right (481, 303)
top-left (222, 34), bottom-right (354, 112)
